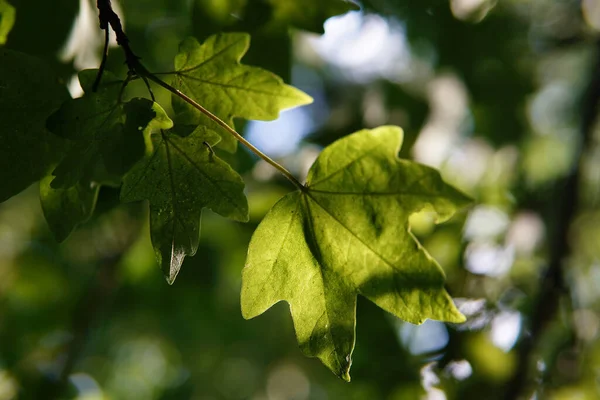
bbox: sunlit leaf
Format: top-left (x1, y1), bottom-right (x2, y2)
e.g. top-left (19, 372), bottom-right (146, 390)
top-left (169, 33), bottom-right (312, 151)
top-left (241, 126), bottom-right (469, 381)
top-left (0, 0), bottom-right (15, 45)
top-left (121, 126), bottom-right (249, 284)
top-left (0, 49), bottom-right (69, 202)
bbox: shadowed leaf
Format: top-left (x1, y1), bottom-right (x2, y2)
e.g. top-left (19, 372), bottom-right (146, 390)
top-left (39, 176), bottom-right (99, 242)
top-left (47, 70), bottom-right (173, 188)
top-left (121, 126), bottom-right (249, 284)
top-left (267, 0), bottom-right (359, 32)
top-left (0, 49), bottom-right (69, 202)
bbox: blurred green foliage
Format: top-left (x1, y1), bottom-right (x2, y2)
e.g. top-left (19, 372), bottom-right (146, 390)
top-left (1, 0), bottom-right (600, 399)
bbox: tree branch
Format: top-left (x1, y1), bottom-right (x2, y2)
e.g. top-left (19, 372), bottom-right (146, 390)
top-left (93, 0), bottom-right (306, 191)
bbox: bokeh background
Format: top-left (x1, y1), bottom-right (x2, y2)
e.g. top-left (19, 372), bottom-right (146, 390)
top-left (2, 0), bottom-right (600, 399)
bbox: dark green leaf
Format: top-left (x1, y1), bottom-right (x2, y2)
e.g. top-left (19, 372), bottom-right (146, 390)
top-left (169, 33), bottom-right (312, 151)
top-left (0, 49), bottom-right (69, 202)
top-left (39, 176), bottom-right (99, 242)
top-left (241, 126), bottom-right (469, 381)
top-left (7, 0), bottom-right (78, 62)
top-left (47, 70), bottom-right (173, 188)
top-left (266, 0), bottom-right (359, 32)
top-left (121, 126), bottom-right (249, 284)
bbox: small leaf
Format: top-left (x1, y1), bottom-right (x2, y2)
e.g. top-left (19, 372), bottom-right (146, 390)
top-left (121, 126), bottom-right (249, 284)
top-left (0, 48), bottom-right (69, 202)
top-left (268, 0), bottom-right (359, 33)
top-left (39, 176), bottom-right (99, 242)
top-left (47, 70), bottom-right (173, 188)
top-left (170, 33), bottom-right (312, 152)
top-left (241, 126), bottom-right (470, 381)
top-left (0, 0), bottom-right (16, 45)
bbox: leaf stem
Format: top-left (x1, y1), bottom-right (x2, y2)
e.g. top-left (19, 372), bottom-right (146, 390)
top-left (94, 0), bottom-right (305, 192)
top-left (139, 66), bottom-right (305, 190)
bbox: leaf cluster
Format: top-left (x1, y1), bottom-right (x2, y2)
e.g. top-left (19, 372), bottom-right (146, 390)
top-left (0, 0), bottom-right (470, 381)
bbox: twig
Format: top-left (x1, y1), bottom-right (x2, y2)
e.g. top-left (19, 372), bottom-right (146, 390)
top-left (92, 27), bottom-right (110, 92)
top-left (504, 39), bottom-right (600, 400)
top-left (93, 0), bottom-right (305, 191)
top-left (141, 68), bottom-right (306, 191)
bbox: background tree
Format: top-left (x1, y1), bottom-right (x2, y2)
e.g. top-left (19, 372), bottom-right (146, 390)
top-left (0, 0), bottom-right (599, 399)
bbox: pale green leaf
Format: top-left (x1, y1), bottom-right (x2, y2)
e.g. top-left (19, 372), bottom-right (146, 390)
top-left (47, 70), bottom-right (173, 188)
top-left (121, 126), bottom-right (249, 284)
top-left (0, 0), bottom-right (15, 45)
top-left (39, 176), bottom-right (99, 242)
top-left (241, 126), bottom-right (470, 381)
top-left (0, 49), bottom-right (69, 202)
top-left (170, 33), bottom-right (312, 151)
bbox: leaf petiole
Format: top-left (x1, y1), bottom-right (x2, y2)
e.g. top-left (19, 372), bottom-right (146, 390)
top-left (137, 64), bottom-right (306, 191)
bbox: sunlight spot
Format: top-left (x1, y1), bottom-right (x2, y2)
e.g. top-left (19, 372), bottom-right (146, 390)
top-left (306, 12), bottom-right (411, 82)
top-left (266, 363), bottom-right (310, 400)
top-left (399, 320), bottom-right (449, 355)
top-left (464, 206), bottom-right (510, 240)
top-left (0, 370), bottom-right (18, 400)
top-left (420, 362), bottom-right (440, 391)
top-left (505, 212), bottom-right (545, 256)
top-left (70, 373), bottom-right (103, 400)
top-left (60, 0), bottom-right (123, 97)
top-left (583, 0), bottom-right (600, 31)
top-left (445, 360), bottom-right (473, 380)
top-left (573, 309), bottom-right (600, 341)
top-left (413, 74), bottom-right (469, 167)
top-left (465, 242), bottom-right (514, 276)
top-left (246, 108), bottom-right (314, 157)
top-left (451, 0), bottom-right (496, 22)
top-left (489, 311), bottom-right (521, 351)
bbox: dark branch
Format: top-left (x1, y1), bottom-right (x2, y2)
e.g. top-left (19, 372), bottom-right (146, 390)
top-left (94, 0), bottom-right (139, 84)
top-left (92, 27), bottom-right (110, 92)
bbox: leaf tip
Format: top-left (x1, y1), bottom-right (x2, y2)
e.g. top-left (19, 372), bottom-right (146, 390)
top-left (449, 309), bottom-right (467, 324)
top-left (339, 355), bottom-right (352, 382)
top-left (159, 252), bottom-right (184, 285)
top-left (165, 272), bottom-right (177, 285)
top-left (298, 91), bottom-right (314, 106)
top-left (240, 305), bottom-right (254, 321)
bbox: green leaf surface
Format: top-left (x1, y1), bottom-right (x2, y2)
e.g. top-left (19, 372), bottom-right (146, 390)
top-left (0, 49), bottom-right (69, 202)
top-left (241, 126), bottom-right (470, 381)
top-left (39, 176), bottom-right (99, 242)
top-left (121, 126), bottom-right (249, 284)
top-left (267, 0), bottom-right (359, 32)
top-left (47, 70), bottom-right (173, 188)
top-left (0, 0), bottom-right (15, 45)
top-left (170, 33), bottom-right (312, 151)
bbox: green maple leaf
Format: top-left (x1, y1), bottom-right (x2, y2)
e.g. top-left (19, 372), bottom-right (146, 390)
top-left (0, 0), bottom-right (15, 45)
top-left (39, 176), bottom-right (99, 242)
top-left (0, 49), bottom-right (69, 202)
top-left (241, 126), bottom-right (470, 381)
top-left (121, 126), bottom-right (249, 284)
top-left (267, 0), bottom-right (359, 32)
top-left (169, 32), bottom-right (312, 152)
top-left (46, 69), bottom-right (173, 189)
